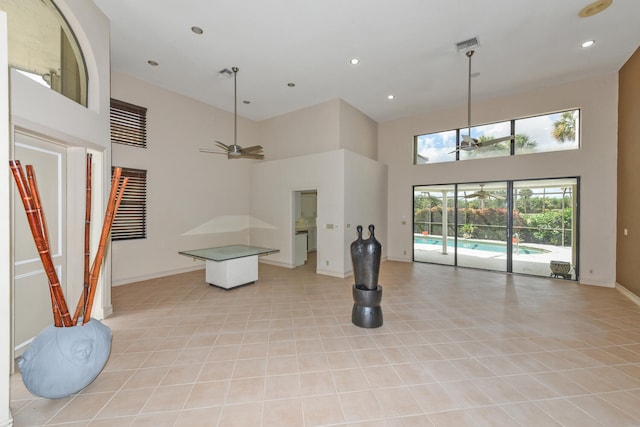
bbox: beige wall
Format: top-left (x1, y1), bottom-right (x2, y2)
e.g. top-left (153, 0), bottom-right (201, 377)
top-left (258, 99), bottom-right (340, 161)
top-left (257, 98), bottom-right (378, 162)
top-left (379, 73), bottom-right (619, 287)
top-left (110, 72), bottom-right (260, 285)
top-left (339, 100), bottom-right (378, 160)
top-left (617, 47), bottom-right (640, 297)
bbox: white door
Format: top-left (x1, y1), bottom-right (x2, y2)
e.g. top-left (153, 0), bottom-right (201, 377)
top-left (12, 132), bottom-right (67, 356)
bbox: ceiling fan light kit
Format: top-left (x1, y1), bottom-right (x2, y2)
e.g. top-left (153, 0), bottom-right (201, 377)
top-left (200, 67), bottom-right (264, 160)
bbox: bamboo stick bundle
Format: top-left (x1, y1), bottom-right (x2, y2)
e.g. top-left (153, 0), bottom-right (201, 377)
top-left (72, 153), bottom-right (93, 325)
top-left (9, 160), bottom-right (72, 327)
top-left (82, 168), bottom-right (128, 324)
top-left (25, 164), bottom-right (63, 327)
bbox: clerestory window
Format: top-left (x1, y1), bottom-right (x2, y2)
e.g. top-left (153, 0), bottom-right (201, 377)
top-left (414, 109), bottom-right (580, 165)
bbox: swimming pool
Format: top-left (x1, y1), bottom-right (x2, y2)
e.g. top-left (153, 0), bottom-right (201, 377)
top-left (414, 235), bottom-right (549, 255)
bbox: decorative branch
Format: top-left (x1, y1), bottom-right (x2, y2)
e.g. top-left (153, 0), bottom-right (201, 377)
top-left (83, 168), bottom-right (127, 324)
top-left (10, 161), bottom-right (72, 327)
top-left (25, 165), bottom-right (64, 327)
top-left (73, 153), bottom-right (93, 325)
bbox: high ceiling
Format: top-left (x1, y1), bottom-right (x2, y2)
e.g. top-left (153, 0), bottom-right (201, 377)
top-left (91, 0), bottom-right (640, 122)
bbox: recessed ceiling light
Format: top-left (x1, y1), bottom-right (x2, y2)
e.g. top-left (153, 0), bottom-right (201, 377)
top-left (350, 58), bottom-right (359, 65)
top-left (191, 26), bottom-right (203, 35)
top-left (287, 82), bottom-right (296, 87)
top-left (147, 60), bottom-right (159, 66)
top-left (578, 0), bottom-right (612, 17)
top-left (582, 40), bottom-right (595, 48)
top-left (387, 95), bottom-right (395, 100)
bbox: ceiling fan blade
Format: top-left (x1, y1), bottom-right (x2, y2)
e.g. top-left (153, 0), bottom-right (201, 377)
top-left (239, 152), bottom-right (265, 159)
top-left (215, 140), bottom-right (230, 150)
top-left (476, 135), bottom-right (515, 148)
top-left (199, 148), bottom-right (228, 155)
top-left (448, 137), bottom-right (478, 154)
top-left (240, 145), bottom-right (263, 153)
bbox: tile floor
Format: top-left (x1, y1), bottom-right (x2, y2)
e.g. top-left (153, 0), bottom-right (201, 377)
top-left (10, 255), bottom-right (640, 426)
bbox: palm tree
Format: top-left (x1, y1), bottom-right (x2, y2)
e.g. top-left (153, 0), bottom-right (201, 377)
top-left (552, 111), bottom-right (577, 142)
top-left (515, 134), bottom-right (537, 152)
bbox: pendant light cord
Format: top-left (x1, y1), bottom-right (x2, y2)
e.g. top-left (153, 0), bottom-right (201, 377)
top-left (232, 66), bottom-right (239, 146)
top-left (466, 50), bottom-right (474, 135)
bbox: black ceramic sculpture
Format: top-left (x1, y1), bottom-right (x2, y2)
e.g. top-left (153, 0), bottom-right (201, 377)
top-left (351, 224), bottom-right (383, 328)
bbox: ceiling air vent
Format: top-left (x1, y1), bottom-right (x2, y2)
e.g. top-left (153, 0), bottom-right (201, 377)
top-left (456, 37), bottom-right (479, 53)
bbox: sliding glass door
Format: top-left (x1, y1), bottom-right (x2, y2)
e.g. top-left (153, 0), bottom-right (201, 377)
top-left (413, 178), bottom-right (578, 279)
top-left (413, 185), bottom-right (455, 266)
top-left (457, 182), bottom-right (508, 272)
top-left (512, 179), bottom-right (578, 279)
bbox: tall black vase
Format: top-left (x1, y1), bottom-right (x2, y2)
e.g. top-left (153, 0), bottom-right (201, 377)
top-left (351, 225), bottom-right (365, 286)
top-left (351, 224), bottom-right (381, 290)
top-left (350, 224), bottom-right (383, 328)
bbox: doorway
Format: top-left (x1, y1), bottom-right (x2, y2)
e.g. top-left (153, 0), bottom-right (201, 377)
top-left (293, 190), bottom-right (317, 269)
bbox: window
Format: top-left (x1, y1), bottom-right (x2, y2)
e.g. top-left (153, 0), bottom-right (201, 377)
top-left (514, 110), bottom-right (579, 154)
top-left (414, 109), bottom-right (580, 164)
top-left (1, 0), bottom-right (88, 106)
top-left (111, 168), bottom-right (146, 241)
top-left (110, 99), bottom-right (147, 148)
top-left (414, 130), bottom-right (457, 164)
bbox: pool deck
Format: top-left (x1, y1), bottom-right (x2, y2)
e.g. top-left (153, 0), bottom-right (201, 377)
top-left (414, 236), bottom-right (575, 279)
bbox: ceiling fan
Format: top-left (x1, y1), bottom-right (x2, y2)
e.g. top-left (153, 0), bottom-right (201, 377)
top-left (449, 50), bottom-right (514, 154)
top-left (464, 184), bottom-right (504, 200)
top-left (199, 67), bottom-right (264, 160)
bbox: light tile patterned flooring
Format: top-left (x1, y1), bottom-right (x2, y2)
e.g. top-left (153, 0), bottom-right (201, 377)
top-left (10, 255), bottom-right (640, 426)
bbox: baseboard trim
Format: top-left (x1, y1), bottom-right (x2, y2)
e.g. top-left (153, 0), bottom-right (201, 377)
top-left (112, 265), bottom-right (204, 286)
top-left (616, 282), bottom-right (640, 306)
top-left (259, 259), bottom-right (293, 269)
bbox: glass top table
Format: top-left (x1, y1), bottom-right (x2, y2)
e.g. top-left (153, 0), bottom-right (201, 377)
top-left (179, 245), bottom-right (279, 289)
top-left (179, 245), bottom-right (279, 262)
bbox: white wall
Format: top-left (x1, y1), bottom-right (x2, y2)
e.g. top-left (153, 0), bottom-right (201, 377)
top-left (249, 150), bottom-right (345, 274)
top-left (250, 149), bottom-right (387, 278)
top-left (249, 96), bottom-right (385, 278)
top-left (110, 72), bottom-right (260, 284)
top-left (343, 150), bottom-right (388, 274)
top-left (9, 0), bottom-right (112, 316)
top-left (3, 0), bottom-right (111, 420)
top-left (1, 11), bottom-right (12, 427)
top-left (379, 73), bottom-right (618, 287)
